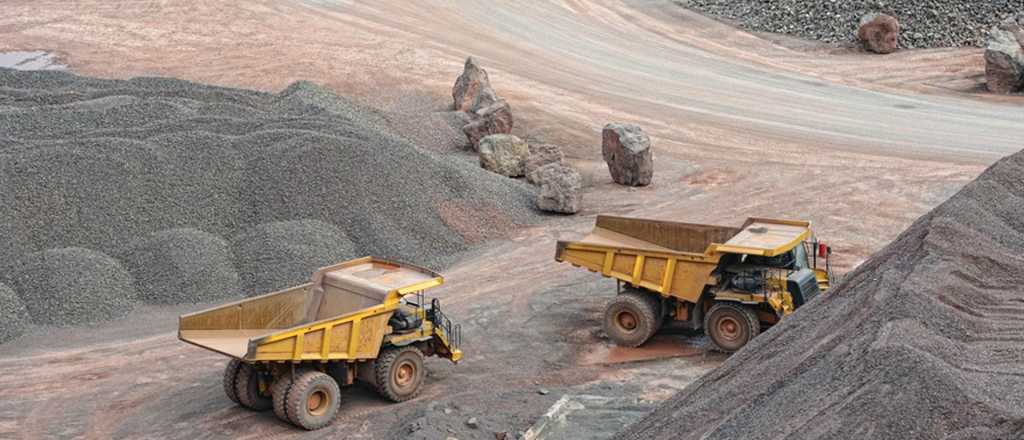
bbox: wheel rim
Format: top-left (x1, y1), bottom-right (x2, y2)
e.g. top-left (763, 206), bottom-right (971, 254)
top-left (307, 389), bottom-right (329, 416)
top-left (395, 360), bottom-right (417, 389)
top-left (616, 310), bottom-right (638, 332)
top-left (716, 316), bottom-right (742, 342)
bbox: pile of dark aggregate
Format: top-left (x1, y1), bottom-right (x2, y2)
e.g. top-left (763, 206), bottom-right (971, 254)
top-left (0, 68), bottom-right (537, 340)
top-left (618, 149), bottom-right (1024, 439)
top-left (678, 0), bottom-right (1024, 48)
top-left (0, 283), bottom-right (31, 342)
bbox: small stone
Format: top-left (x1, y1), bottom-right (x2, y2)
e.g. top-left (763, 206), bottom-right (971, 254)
top-left (858, 13), bottom-right (900, 54)
top-left (467, 417), bottom-right (479, 429)
top-left (538, 388), bottom-right (550, 395)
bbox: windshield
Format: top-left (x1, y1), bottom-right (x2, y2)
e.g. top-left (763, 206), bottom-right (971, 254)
top-left (793, 242), bottom-right (810, 270)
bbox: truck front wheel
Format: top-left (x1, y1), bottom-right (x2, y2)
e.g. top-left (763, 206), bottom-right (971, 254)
top-left (704, 302), bottom-right (760, 353)
top-left (603, 291), bottom-right (660, 347)
top-left (374, 346), bottom-right (425, 402)
top-left (285, 370), bottom-right (341, 430)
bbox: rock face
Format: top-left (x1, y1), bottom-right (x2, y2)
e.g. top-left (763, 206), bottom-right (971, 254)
top-left (452, 57), bottom-right (495, 112)
top-left (602, 123), bottom-right (653, 186)
top-left (858, 13), bottom-right (900, 54)
top-left (534, 164), bottom-right (583, 214)
top-left (985, 14), bottom-right (1024, 94)
top-left (478, 134), bottom-right (529, 177)
top-left (463, 100), bottom-right (514, 149)
top-left (525, 144), bottom-right (565, 184)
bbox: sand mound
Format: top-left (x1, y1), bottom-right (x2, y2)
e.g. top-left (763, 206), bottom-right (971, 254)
top-left (0, 68), bottom-right (537, 315)
top-left (6, 248), bottom-right (137, 326)
top-left (0, 283), bottom-right (31, 343)
top-left (118, 228), bottom-right (241, 304)
top-left (618, 150), bottom-right (1024, 439)
top-left (231, 220), bottom-right (357, 295)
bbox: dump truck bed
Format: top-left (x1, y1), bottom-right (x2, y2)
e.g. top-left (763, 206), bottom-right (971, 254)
top-left (556, 216), bottom-right (813, 304)
top-left (179, 257), bottom-right (444, 362)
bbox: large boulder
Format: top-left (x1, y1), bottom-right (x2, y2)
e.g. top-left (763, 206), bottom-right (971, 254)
top-left (7, 247), bottom-right (137, 326)
top-left (857, 13), bottom-right (900, 54)
top-left (602, 123), bottom-right (653, 186)
top-left (463, 100), bottom-right (514, 149)
top-left (535, 164), bottom-right (583, 214)
top-left (525, 144), bottom-right (565, 185)
top-left (452, 57), bottom-right (497, 112)
top-left (478, 134), bottom-right (529, 177)
top-left (0, 283), bottom-right (31, 343)
top-left (231, 220), bottom-right (356, 296)
top-left (118, 228), bottom-right (241, 304)
top-left (985, 14), bottom-right (1024, 94)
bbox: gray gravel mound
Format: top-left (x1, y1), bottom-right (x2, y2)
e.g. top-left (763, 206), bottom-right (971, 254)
top-left (679, 0), bottom-right (1024, 48)
top-left (0, 68), bottom-right (537, 311)
top-left (617, 149), bottom-right (1024, 439)
top-left (6, 248), bottom-right (137, 326)
top-left (231, 220), bottom-right (357, 295)
top-left (0, 283), bottom-right (31, 343)
top-left (117, 228), bottom-right (241, 304)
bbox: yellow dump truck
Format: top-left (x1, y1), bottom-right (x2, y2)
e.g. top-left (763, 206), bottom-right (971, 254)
top-left (556, 216), bottom-right (833, 352)
top-left (179, 257), bottom-right (462, 430)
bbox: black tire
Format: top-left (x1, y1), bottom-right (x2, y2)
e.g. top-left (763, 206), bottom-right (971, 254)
top-left (285, 370), bottom-right (341, 430)
top-left (234, 362), bottom-right (272, 411)
top-left (223, 359), bottom-right (243, 404)
top-left (704, 302), bottom-right (761, 353)
top-left (603, 291), bottom-right (660, 347)
top-left (374, 346), bottom-right (426, 402)
top-left (271, 372), bottom-right (297, 424)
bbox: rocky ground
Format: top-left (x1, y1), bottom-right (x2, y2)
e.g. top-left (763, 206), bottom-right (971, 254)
top-left (0, 0), bottom-right (1022, 438)
top-left (679, 0), bottom-right (1024, 49)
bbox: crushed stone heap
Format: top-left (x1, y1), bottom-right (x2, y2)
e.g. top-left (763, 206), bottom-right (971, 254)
top-left (618, 149), bottom-right (1024, 440)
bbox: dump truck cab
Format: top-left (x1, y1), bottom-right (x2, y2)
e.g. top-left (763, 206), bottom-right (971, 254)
top-left (555, 216), bottom-right (833, 352)
top-left (179, 257), bottom-right (462, 430)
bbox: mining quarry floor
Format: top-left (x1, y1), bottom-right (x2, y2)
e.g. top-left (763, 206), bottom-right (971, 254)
top-left (2, 0), bottom-right (1023, 439)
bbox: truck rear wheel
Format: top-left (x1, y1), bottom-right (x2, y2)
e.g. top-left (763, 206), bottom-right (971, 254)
top-left (704, 302), bottom-right (760, 353)
top-left (374, 346), bottom-right (425, 402)
top-left (271, 371), bottom-right (297, 424)
top-left (234, 362), bottom-right (272, 411)
top-left (285, 370), bottom-right (341, 430)
top-left (603, 291), bottom-right (660, 347)
top-left (223, 359), bottom-right (243, 404)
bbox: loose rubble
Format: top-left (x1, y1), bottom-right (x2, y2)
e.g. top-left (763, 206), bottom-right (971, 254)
top-left (525, 143), bottom-right (565, 184)
top-left (985, 14), bottom-right (1024, 94)
top-left (679, 0), bottom-right (1024, 49)
top-left (618, 149), bottom-right (1024, 440)
top-left (858, 13), bottom-right (900, 54)
top-left (535, 164), bottom-right (583, 214)
top-left (602, 123), bottom-right (653, 186)
top-left (118, 228), bottom-right (241, 304)
top-left (478, 134), bottom-right (529, 177)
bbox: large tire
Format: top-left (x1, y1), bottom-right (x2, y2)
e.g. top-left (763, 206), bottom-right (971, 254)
top-left (603, 291), bottom-right (660, 347)
top-left (285, 370), bottom-right (341, 430)
top-left (222, 359), bottom-right (243, 404)
top-left (271, 372), bottom-right (297, 424)
top-left (374, 346), bottom-right (426, 403)
top-left (704, 302), bottom-right (761, 353)
top-left (234, 362), bottom-right (272, 411)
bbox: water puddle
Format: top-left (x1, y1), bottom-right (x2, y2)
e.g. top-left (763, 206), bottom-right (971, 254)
top-left (577, 335), bottom-right (705, 366)
top-left (0, 51), bottom-right (66, 71)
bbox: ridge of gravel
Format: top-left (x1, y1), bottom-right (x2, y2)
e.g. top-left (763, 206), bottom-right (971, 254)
top-left (617, 149), bottom-right (1024, 439)
top-left (0, 68), bottom-right (538, 334)
top-left (678, 0), bottom-right (1024, 49)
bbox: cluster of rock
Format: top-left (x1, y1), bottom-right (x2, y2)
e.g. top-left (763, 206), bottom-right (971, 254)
top-left (985, 14), bottom-right (1024, 94)
top-left (858, 13), bottom-right (900, 54)
top-left (452, 58), bottom-right (583, 214)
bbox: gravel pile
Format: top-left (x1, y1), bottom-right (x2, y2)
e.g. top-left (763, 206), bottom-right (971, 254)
top-left (0, 283), bottom-right (31, 343)
top-left (117, 228), bottom-right (241, 304)
top-left (618, 149), bottom-right (1024, 439)
top-left (5, 248), bottom-right (137, 326)
top-left (231, 220), bottom-right (356, 295)
top-left (679, 0), bottom-right (1024, 48)
top-left (0, 68), bottom-right (537, 323)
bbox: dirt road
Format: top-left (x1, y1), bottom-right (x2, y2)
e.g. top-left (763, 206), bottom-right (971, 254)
top-left (1, 0), bottom-right (1020, 438)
